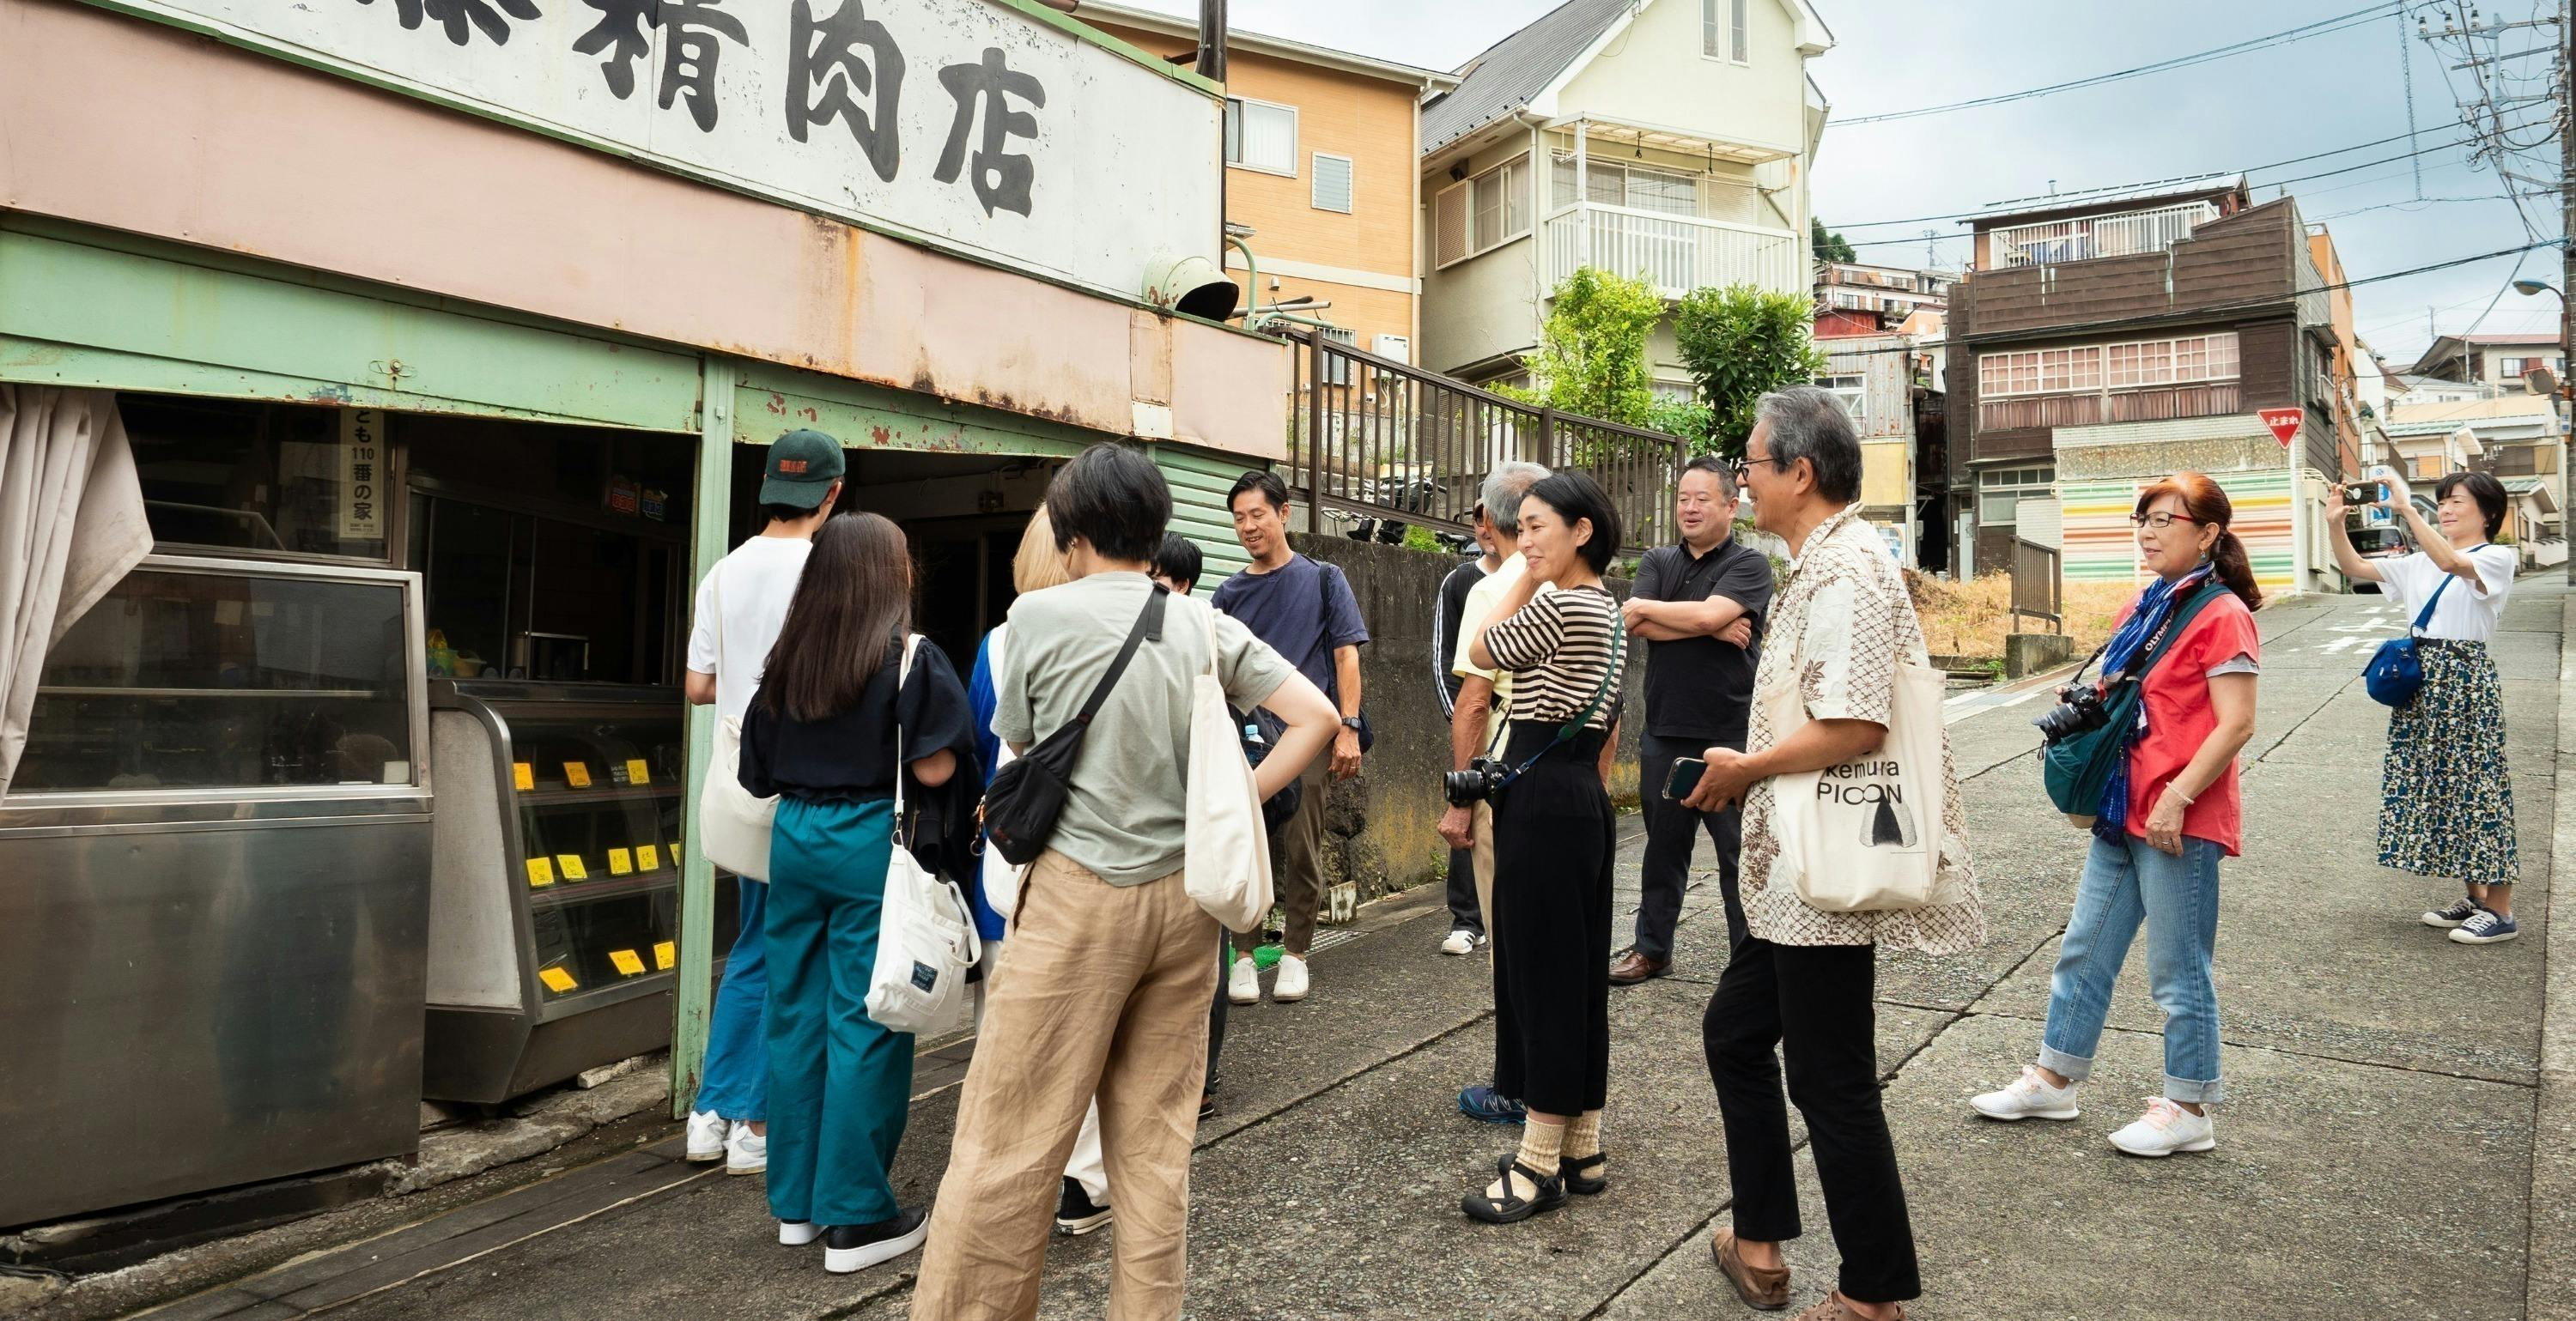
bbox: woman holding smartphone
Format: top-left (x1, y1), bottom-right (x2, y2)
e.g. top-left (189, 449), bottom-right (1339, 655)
top-left (2326, 470), bottom-right (2522, 943)
top-left (1459, 471), bottom-right (1626, 1224)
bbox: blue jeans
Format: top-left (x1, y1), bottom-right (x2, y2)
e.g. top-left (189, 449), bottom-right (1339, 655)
top-left (691, 876), bottom-right (769, 1122)
top-left (2038, 833), bottom-right (2226, 1106)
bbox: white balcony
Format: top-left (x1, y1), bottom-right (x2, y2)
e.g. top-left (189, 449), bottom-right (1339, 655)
top-left (1542, 203), bottom-right (1802, 300)
top-left (1990, 202), bottom-right (2221, 269)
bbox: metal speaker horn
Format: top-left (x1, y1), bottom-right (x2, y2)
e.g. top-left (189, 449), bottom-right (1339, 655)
top-left (1142, 251), bottom-right (1240, 321)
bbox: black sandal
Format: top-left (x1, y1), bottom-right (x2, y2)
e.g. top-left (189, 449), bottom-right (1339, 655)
top-left (1461, 1156), bottom-right (1567, 1223)
top-left (1563, 1150), bottom-right (1607, 1196)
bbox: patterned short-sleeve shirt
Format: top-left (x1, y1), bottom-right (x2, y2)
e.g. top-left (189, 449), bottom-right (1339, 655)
top-left (1739, 504), bottom-right (1986, 954)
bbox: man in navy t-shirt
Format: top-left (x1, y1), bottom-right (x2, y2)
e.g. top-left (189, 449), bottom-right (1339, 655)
top-left (1211, 470), bottom-right (1369, 1007)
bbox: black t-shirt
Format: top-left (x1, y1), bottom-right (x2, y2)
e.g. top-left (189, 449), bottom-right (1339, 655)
top-left (739, 636), bottom-right (976, 803)
top-left (1433, 555), bottom-right (1487, 714)
top-left (1632, 536), bottom-right (1775, 746)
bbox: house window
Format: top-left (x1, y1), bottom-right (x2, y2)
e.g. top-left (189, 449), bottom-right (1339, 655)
top-left (1818, 373), bottom-right (1866, 424)
top-left (1549, 153), bottom-right (1699, 215)
top-left (1978, 465), bottom-right (2056, 524)
top-left (1224, 98), bottom-right (1296, 175)
top-left (1310, 153), bottom-right (1354, 214)
top-left (1702, 0), bottom-right (1753, 61)
top-left (1317, 325), bottom-right (1358, 386)
top-left (1436, 154), bottom-right (1531, 267)
top-left (1978, 347), bottom-right (2101, 397)
top-left (1733, 0), bottom-right (1751, 62)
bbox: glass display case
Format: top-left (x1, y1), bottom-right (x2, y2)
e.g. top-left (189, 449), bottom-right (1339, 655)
top-left (422, 681), bottom-right (735, 1103)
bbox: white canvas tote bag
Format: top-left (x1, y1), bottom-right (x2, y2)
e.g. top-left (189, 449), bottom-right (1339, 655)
top-left (1765, 658), bottom-right (1949, 913)
top-left (698, 565), bottom-right (779, 880)
top-left (866, 635), bottom-right (984, 1033)
top-left (1182, 602), bottom-right (1274, 932)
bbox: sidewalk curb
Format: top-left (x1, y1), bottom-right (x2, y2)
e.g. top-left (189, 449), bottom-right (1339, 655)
top-left (2530, 592), bottom-right (2576, 1319)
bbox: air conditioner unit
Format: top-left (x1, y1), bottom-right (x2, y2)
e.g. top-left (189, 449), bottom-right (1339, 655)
top-left (1374, 334), bottom-right (1412, 365)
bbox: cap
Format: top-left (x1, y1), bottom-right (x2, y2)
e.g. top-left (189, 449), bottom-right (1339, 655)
top-left (760, 429), bottom-right (847, 509)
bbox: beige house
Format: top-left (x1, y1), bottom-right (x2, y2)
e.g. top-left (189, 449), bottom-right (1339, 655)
top-left (1417, 0), bottom-right (1833, 391)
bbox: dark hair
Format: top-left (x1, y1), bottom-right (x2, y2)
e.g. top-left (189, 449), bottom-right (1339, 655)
top-left (1226, 470), bottom-right (1289, 513)
top-left (1523, 471), bottom-right (1623, 573)
top-left (761, 502), bottom-right (815, 524)
top-left (1753, 386), bottom-right (1862, 505)
top-left (1047, 443), bottom-right (1171, 562)
top-left (759, 512), bottom-right (913, 722)
top-left (1680, 452), bottom-right (1741, 500)
top-left (1152, 532), bottom-right (1203, 592)
top-left (2433, 470), bottom-right (2509, 541)
top-left (2135, 472), bottom-right (2263, 610)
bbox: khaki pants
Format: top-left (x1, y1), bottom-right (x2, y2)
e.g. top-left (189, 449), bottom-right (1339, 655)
top-left (914, 851), bottom-right (1218, 1321)
top-left (1273, 755), bottom-right (1331, 954)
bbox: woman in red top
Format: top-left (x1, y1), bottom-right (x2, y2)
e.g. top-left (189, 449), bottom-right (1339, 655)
top-left (1970, 474), bottom-right (2261, 1158)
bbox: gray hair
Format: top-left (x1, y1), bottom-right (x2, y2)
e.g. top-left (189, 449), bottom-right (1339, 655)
top-left (1479, 460), bottom-right (1551, 535)
top-left (1752, 386), bottom-right (1862, 505)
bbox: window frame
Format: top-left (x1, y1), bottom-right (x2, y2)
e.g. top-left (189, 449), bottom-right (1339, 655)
top-left (1976, 464), bottom-right (2057, 525)
top-left (1309, 151), bottom-right (1355, 214)
top-left (1732, 0), bottom-right (1752, 64)
top-left (1223, 96), bottom-right (1299, 178)
top-left (1435, 153), bottom-right (1533, 270)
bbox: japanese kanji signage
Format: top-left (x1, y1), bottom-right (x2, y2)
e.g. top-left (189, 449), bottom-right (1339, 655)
top-left (92, 0), bottom-right (1220, 300)
top-left (337, 408), bottom-right (385, 541)
top-left (2258, 408), bottom-right (2302, 447)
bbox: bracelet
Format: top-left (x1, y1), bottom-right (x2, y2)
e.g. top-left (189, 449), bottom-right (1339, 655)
top-left (2169, 785), bottom-right (2196, 806)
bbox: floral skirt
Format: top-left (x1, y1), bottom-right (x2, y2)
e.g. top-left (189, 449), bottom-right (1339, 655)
top-left (2378, 639), bottom-right (2518, 887)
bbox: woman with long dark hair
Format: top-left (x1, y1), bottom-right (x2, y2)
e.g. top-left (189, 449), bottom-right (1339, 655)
top-left (2328, 470), bottom-right (2522, 943)
top-left (738, 512), bottom-right (977, 1273)
top-left (1971, 473), bottom-right (2260, 1158)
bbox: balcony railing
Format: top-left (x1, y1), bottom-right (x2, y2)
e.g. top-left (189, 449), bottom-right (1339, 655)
top-left (1542, 203), bottom-right (1802, 299)
top-left (1990, 202), bottom-right (2221, 269)
top-left (1977, 381), bottom-right (2242, 432)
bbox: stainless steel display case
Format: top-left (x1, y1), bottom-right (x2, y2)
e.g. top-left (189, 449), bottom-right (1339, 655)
top-left (0, 555), bottom-right (432, 1230)
top-left (422, 681), bottom-right (732, 1103)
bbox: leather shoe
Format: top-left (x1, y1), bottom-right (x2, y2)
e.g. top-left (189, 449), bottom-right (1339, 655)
top-left (1607, 949), bottom-right (1670, 985)
top-left (1712, 1228), bottom-right (1791, 1311)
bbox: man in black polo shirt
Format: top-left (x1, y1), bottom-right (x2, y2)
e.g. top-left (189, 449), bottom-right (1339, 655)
top-left (1610, 455), bottom-right (1774, 985)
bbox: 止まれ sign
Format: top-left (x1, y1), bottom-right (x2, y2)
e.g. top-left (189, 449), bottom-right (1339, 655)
top-left (86, 0), bottom-right (1222, 302)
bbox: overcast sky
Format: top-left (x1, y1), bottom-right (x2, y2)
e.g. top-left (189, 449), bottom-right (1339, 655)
top-left (1111, 0), bottom-right (2567, 367)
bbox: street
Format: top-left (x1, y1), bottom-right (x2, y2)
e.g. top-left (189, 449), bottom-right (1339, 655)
top-left (105, 582), bottom-right (2573, 1321)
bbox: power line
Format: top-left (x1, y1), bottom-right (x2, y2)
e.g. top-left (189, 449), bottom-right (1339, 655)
top-left (1833, 2), bottom-right (2400, 126)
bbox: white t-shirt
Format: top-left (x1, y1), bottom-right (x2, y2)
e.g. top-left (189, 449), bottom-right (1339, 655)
top-left (2379, 545), bottom-right (2516, 644)
top-left (685, 536), bottom-right (813, 724)
top-left (1453, 552), bottom-right (1539, 750)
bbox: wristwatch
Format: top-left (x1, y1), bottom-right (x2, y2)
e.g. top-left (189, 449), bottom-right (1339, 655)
top-left (1340, 717), bottom-right (1364, 732)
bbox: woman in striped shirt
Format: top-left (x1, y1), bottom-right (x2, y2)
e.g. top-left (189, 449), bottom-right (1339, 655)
top-left (1459, 470), bottom-right (1628, 1226)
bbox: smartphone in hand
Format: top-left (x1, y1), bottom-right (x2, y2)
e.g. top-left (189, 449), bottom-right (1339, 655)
top-left (1663, 756), bottom-right (1707, 800)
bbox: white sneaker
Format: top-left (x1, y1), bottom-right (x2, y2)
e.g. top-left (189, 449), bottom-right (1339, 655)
top-left (2108, 1097), bottom-right (2215, 1157)
top-left (1440, 929), bottom-right (1482, 956)
top-left (684, 1109), bottom-right (728, 1163)
top-left (1228, 955), bottom-right (1261, 1005)
top-left (777, 1221), bottom-right (821, 1246)
top-left (1969, 1065), bottom-right (2081, 1122)
top-left (725, 1122), bottom-right (768, 1175)
top-left (1273, 954), bottom-right (1310, 1003)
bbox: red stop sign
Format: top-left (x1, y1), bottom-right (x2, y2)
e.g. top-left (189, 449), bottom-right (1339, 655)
top-left (2259, 408), bottom-right (2301, 446)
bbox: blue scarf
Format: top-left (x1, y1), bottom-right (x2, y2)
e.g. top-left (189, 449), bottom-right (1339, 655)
top-left (2094, 564), bottom-right (2214, 836)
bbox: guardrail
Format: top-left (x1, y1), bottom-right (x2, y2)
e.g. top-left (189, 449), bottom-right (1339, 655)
top-left (2009, 536), bottom-right (2063, 633)
top-left (1279, 326), bottom-right (1688, 557)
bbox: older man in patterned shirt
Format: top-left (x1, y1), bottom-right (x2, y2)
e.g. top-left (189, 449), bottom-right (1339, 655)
top-left (1680, 387), bottom-right (1984, 1321)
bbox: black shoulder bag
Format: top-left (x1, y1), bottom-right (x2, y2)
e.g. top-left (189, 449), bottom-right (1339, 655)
top-left (1309, 556), bottom-right (1373, 753)
top-left (981, 585), bottom-right (1170, 866)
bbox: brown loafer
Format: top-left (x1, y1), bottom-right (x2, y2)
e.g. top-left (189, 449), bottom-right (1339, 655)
top-left (1711, 1228), bottom-right (1790, 1311)
top-left (1792, 1293), bottom-right (1903, 1321)
top-left (1607, 950), bottom-right (1670, 985)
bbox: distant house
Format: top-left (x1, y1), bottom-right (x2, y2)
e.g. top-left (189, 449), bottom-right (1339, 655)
top-left (1943, 176), bottom-right (2355, 595)
top-left (1416, 0), bottom-right (1833, 396)
top-left (2411, 330), bottom-right (2567, 392)
top-left (1817, 328), bottom-right (1945, 567)
top-left (1815, 261), bottom-right (1952, 339)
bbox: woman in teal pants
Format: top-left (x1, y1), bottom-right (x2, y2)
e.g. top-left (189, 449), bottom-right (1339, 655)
top-left (738, 512), bottom-right (976, 1274)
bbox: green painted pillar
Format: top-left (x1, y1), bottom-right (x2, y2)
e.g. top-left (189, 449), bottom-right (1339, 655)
top-left (671, 361), bottom-right (735, 1117)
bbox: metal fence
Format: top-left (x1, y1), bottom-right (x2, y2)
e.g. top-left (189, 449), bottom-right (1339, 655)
top-left (2009, 536), bottom-right (2063, 633)
top-left (1279, 326), bottom-right (1687, 556)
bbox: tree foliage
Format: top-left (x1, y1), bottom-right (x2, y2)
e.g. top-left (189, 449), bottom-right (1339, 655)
top-left (1498, 267), bottom-right (1665, 428)
top-left (1673, 285), bottom-right (1830, 458)
top-left (1811, 216), bottom-right (1856, 264)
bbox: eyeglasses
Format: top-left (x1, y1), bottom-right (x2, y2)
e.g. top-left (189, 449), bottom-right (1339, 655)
top-left (1734, 451), bottom-right (1781, 480)
top-left (2127, 512), bottom-right (2202, 530)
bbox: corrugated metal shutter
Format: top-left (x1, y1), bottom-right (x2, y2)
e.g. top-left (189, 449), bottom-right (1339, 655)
top-left (1152, 442), bottom-right (1255, 585)
top-left (1311, 154), bottom-right (1353, 214)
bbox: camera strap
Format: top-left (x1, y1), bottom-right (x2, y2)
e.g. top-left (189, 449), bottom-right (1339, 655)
top-left (1492, 605), bottom-right (1628, 785)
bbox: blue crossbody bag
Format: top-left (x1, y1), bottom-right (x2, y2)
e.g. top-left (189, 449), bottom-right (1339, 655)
top-left (2363, 550), bottom-right (2484, 707)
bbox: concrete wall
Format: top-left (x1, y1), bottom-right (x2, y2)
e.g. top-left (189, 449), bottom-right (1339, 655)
top-left (1296, 535), bottom-right (1643, 905)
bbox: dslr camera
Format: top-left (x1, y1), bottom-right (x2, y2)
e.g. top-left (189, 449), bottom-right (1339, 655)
top-left (1443, 757), bottom-right (1513, 807)
top-left (2032, 682), bottom-right (2109, 745)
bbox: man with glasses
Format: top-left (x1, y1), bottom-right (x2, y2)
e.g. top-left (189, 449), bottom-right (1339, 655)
top-left (1610, 456), bottom-right (1772, 985)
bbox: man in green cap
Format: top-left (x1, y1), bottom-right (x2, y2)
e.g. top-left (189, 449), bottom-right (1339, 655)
top-left (680, 428), bottom-right (846, 1174)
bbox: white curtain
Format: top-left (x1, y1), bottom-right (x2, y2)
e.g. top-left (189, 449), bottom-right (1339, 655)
top-left (0, 385), bottom-right (150, 798)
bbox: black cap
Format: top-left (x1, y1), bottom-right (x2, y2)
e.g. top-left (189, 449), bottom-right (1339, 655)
top-left (760, 429), bottom-right (847, 508)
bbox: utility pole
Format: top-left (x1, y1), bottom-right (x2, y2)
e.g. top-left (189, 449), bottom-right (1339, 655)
top-left (2561, 1), bottom-right (2572, 583)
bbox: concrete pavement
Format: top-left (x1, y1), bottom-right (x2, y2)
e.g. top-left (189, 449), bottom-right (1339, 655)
top-left (82, 584), bottom-right (2571, 1321)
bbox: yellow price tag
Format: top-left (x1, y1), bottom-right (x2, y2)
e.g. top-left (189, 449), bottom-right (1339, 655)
top-left (512, 762), bottom-right (534, 791)
top-left (653, 941), bottom-right (676, 971)
top-left (556, 854), bottom-right (588, 882)
top-left (607, 848), bottom-right (634, 876)
top-left (609, 948), bottom-right (646, 977)
top-left (563, 762), bottom-right (592, 788)
top-left (525, 857), bottom-right (556, 888)
top-left (538, 967), bottom-right (578, 993)
top-left (625, 759), bottom-right (652, 785)
top-left (635, 844), bottom-right (661, 871)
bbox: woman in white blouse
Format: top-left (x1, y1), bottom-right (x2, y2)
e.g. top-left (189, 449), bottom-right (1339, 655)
top-left (2328, 470), bottom-right (2522, 944)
